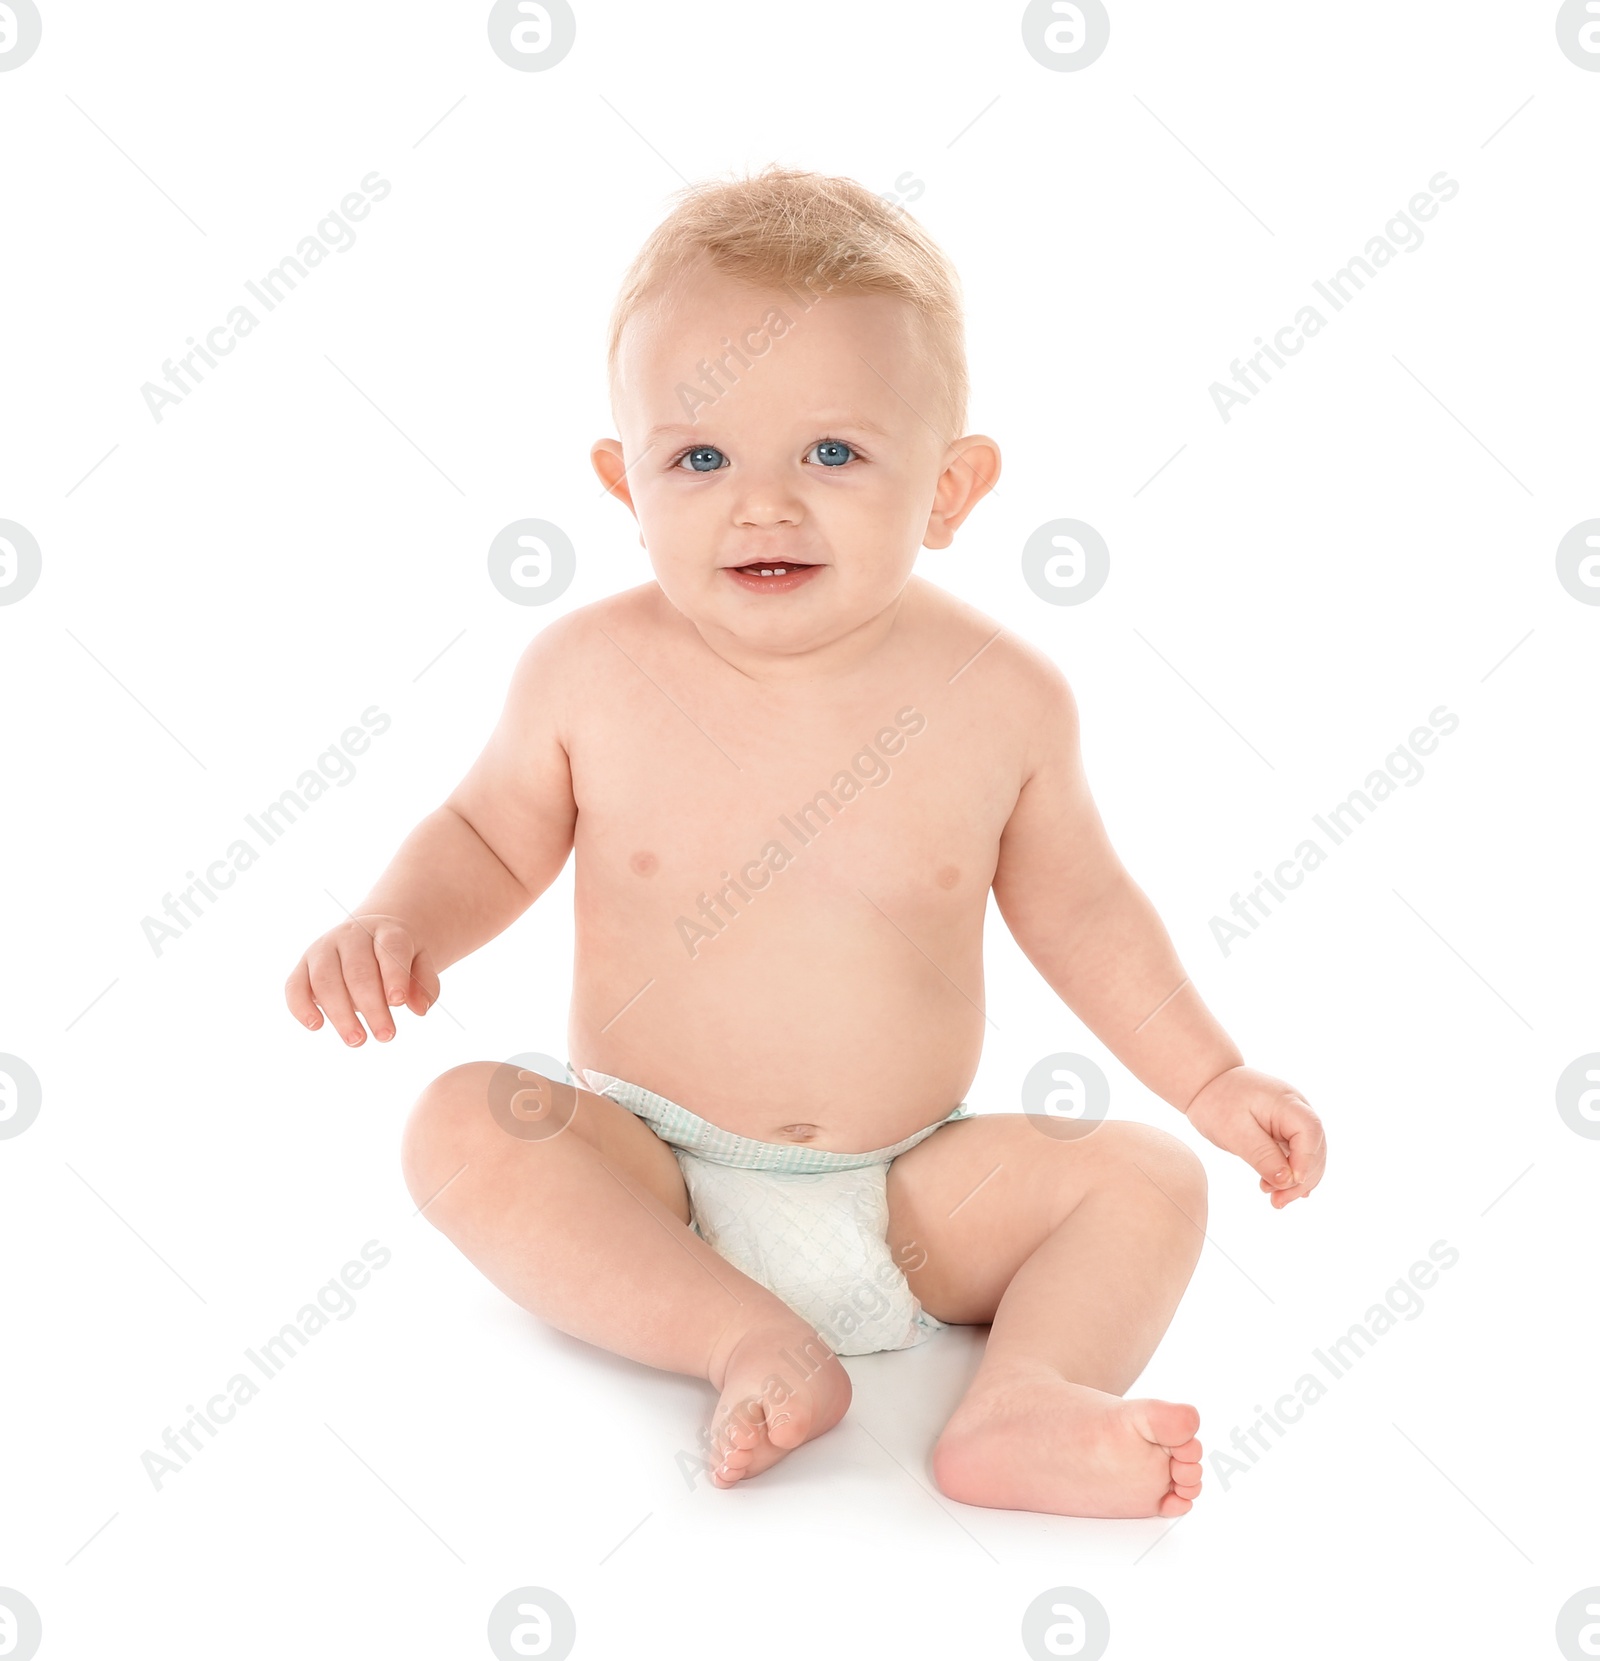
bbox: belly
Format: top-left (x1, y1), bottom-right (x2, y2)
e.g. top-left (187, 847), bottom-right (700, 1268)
top-left (567, 878), bottom-right (988, 1152)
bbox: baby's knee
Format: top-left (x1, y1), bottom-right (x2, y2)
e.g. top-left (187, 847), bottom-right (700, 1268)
top-left (1098, 1121), bottom-right (1208, 1214)
top-left (400, 1061), bottom-right (500, 1207)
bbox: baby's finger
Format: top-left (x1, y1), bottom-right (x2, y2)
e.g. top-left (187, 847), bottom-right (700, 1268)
top-left (404, 947), bottom-right (441, 1016)
top-left (369, 921), bottom-right (425, 1012)
top-left (1262, 1096), bottom-right (1322, 1176)
top-left (1284, 1118), bottom-right (1327, 1188)
top-left (307, 951), bottom-right (367, 1046)
top-left (338, 934), bottom-right (397, 1043)
top-left (1261, 1171), bottom-right (1312, 1205)
top-left (1242, 1133), bottom-right (1297, 1190)
top-left (284, 960), bottom-right (324, 1030)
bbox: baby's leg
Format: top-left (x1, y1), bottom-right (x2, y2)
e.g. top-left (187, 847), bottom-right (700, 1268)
top-left (886, 1116), bottom-right (1207, 1518)
top-left (402, 1063), bottom-right (850, 1485)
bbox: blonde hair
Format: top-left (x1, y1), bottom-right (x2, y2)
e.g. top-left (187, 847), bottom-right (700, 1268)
top-left (606, 166), bottom-right (968, 441)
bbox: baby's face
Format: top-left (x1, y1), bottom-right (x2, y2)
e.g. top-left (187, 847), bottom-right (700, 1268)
top-left (595, 262), bottom-right (996, 663)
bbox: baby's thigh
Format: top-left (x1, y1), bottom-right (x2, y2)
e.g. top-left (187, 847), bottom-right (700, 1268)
top-left (884, 1115), bottom-right (1165, 1323)
top-left (402, 1061), bottom-right (689, 1223)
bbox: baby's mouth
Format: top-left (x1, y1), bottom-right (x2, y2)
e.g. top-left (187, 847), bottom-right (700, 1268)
top-left (722, 558), bottom-right (824, 595)
top-left (728, 560), bottom-right (816, 579)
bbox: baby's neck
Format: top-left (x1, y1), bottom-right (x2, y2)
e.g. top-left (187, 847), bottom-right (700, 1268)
top-left (683, 579), bottom-right (919, 685)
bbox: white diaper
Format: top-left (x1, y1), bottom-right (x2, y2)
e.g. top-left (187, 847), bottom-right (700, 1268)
top-left (569, 1067), bottom-right (971, 1356)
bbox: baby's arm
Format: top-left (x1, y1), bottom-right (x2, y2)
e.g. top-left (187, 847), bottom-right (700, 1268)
top-left (991, 657), bottom-right (1325, 1205)
top-left (284, 624), bottom-right (576, 1045)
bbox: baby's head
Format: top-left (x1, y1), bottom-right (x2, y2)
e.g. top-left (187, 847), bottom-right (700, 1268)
top-left (592, 167), bottom-right (1000, 665)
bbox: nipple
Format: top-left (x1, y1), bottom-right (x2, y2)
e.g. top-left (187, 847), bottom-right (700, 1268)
top-left (629, 850), bottom-right (660, 877)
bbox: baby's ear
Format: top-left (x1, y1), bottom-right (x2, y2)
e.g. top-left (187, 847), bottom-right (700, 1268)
top-left (591, 439), bottom-right (636, 515)
top-left (926, 436), bottom-right (1002, 547)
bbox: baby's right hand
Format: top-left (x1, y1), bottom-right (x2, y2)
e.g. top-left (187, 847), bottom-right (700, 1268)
top-left (284, 914), bottom-right (439, 1045)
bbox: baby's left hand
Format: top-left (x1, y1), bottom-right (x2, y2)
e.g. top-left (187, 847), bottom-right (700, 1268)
top-left (1183, 1065), bottom-right (1326, 1208)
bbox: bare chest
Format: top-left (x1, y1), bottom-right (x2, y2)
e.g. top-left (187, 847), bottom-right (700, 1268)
top-left (568, 670), bottom-right (1020, 935)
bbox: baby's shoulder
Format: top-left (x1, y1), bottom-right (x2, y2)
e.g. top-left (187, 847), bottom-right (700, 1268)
top-left (508, 581), bottom-right (665, 674)
top-left (908, 577), bottom-right (1076, 715)
top-left (493, 582), bottom-right (669, 740)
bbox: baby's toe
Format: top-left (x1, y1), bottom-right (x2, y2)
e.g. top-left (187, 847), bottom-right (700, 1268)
top-left (1133, 1399), bottom-right (1201, 1451)
top-left (712, 1448), bottom-right (755, 1486)
top-left (1156, 1492), bottom-right (1193, 1518)
top-left (766, 1406), bottom-right (808, 1450)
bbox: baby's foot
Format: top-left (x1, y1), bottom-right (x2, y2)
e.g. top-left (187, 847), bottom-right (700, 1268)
top-left (932, 1362), bottom-right (1202, 1518)
top-left (704, 1324), bottom-right (852, 1488)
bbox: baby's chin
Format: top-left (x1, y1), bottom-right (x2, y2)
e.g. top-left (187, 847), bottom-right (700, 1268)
top-left (658, 562), bottom-right (911, 651)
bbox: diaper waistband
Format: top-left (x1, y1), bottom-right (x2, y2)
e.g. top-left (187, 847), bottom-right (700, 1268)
top-left (566, 1064), bottom-right (971, 1174)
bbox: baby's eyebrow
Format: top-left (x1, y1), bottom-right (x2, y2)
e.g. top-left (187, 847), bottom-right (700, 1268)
top-left (644, 415), bottom-right (894, 443)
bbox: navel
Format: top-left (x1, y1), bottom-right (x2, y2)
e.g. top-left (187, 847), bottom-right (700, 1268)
top-left (780, 1123), bottom-right (819, 1142)
top-left (629, 849), bottom-right (660, 877)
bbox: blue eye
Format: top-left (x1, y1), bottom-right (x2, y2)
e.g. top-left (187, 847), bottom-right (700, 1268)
top-left (809, 440), bottom-right (854, 467)
top-left (677, 446), bottom-right (726, 472)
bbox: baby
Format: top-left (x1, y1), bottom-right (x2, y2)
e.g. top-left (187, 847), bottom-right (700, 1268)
top-left (284, 167), bottom-right (1325, 1519)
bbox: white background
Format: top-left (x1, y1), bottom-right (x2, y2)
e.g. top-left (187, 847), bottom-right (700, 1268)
top-left (2, 2), bottom-right (1597, 1657)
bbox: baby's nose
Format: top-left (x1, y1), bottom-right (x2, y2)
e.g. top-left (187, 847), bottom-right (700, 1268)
top-left (731, 473), bottom-right (804, 528)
